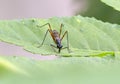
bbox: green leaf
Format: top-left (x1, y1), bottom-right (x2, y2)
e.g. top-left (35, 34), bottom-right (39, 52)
top-left (80, 0), bottom-right (120, 24)
top-left (0, 16), bottom-right (120, 57)
top-left (0, 56), bottom-right (120, 84)
top-left (101, 0), bottom-right (120, 11)
top-left (0, 56), bottom-right (28, 77)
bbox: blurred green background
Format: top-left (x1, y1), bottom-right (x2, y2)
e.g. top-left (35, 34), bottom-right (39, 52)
top-left (75, 0), bottom-right (120, 24)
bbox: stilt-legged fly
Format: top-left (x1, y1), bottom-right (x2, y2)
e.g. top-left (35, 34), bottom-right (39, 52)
top-left (38, 23), bottom-right (70, 53)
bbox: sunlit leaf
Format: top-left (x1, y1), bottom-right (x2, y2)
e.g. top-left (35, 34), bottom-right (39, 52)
top-left (0, 16), bottom-right (120, 57)
top-left (101, 0), bottom-right (120, 11)
top-left (0, 56), bottom-right (120, 84)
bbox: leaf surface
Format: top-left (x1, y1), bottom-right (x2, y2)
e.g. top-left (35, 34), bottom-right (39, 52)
top-left (0, 56), bottom-right (120, 84)
top-left (0, 16), bottom-right (120, 57)
top-left (101, 0), bottom-right (120, 11)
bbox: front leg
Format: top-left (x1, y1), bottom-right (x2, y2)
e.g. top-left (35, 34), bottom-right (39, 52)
top-left (50, 44), bottom-right (58, 53)
top-left (60, 31), bottom-right (70, 53)
top-left (37, 29), bottom-right (49, 48)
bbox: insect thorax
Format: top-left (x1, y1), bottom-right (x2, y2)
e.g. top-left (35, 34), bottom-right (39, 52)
top-left (52, 30), bottom-right (59, 37)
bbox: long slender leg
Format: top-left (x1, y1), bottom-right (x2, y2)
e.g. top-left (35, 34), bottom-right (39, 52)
top-left (50, 44), bottom-right (57, 48)
top-left (59, 24), bottom-right (64, 37)
top-left (62, 47), bottom-right (68, 49)
top-left (37, 23), bottom-right (52, 31)
top-left (62, 46), bottom-right (71, 53)
top-left (37, 29), bottom-right (49, 48)
top-left (37, 23), bottom-right (53, 48)
top-left (60, 31), bottom-right (70, 53)
top-left (50, 44), bottom-right (57, 52)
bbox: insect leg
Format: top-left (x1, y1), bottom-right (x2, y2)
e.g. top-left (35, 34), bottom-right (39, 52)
top-left (37, 23), bottom-right (53, 48)
top-left (37, 29), bottom-right (49, 48)
top-left (60, 31), bottom-right (70, 53)
top-left (59, 24), bottom-right (64, 37)
top-left (50, 44), bottom-right (57, 52)
top-left (38, 23), bottom-right (52, 31)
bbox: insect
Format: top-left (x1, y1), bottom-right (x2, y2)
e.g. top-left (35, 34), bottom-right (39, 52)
top-left (37, 23), bottom-right (70, 53)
